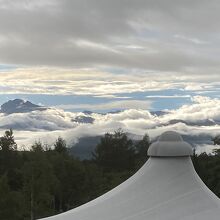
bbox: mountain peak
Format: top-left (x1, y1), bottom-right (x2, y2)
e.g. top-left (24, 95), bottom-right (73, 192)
top-left (0, 99), bottom-right (47, 114)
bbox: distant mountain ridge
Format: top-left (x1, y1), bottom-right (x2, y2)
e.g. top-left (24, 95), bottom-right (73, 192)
top-left (0, 99), bottom-right (218, 158)
top-left (69, 133), bottom-right (214, 160)
top-left (1, 99), bottom-right (219, 128)
top-left (0, 99), bottom-right (48, 114)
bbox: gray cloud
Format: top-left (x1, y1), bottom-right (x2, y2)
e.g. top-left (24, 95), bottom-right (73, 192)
top-left (0, 0), bottom-right (220, 75)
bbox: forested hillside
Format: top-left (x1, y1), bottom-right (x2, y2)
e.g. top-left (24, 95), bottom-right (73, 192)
top-left (0, 129), bottom-right (219, 220)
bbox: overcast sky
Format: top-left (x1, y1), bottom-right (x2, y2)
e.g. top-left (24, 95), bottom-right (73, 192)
top-left (0, 0), bottom-right (219, 111)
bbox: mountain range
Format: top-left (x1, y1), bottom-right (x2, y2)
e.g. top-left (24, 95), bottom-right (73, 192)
top-left (0, 99), bottom-right (48, 114)
top-left (1, 99), bottom-right (219, 127)
top-left (0, 99), bottom-right (218, 159)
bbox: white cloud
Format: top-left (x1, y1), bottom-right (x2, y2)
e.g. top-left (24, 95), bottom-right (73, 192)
top-left (145, 95), bottom-right (191, 99)
top-left (55, 100), bottom-right (152, 111)
top-left (184, 84), bottom-right (205, 91)
top-left (0, 67), bottom-right (219, 97)
top-left (0, 96), bottom-right (220, 152)
top-left (166, 96), bottom-right (220, 123)
top-left (195, 144), bottom-right (220, 155)
top-left (0, 108), bottom-right (76, 131)
top-left (0, 0), bottom-right (219, 155)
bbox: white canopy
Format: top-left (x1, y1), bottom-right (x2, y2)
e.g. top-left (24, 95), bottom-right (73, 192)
top-left (41, 131), bottom-right (220, 220)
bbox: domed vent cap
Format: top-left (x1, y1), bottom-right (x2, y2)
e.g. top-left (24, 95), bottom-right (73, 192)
top-left (148, 131), bottom-right (193, 157)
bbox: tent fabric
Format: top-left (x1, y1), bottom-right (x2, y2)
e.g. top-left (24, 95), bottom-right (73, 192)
top-left (148, 131), bottom-right (193, 157)
top-left (40, 132), bottom-right (220, 220)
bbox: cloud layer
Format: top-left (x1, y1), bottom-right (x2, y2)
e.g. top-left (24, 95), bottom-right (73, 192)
top-left (0, 96), bottom-right (220, 154)
top-left (0, 1), bottom-right (219, 154)
top-left (0, 0), bottom-right (220, 77)
top-left (0, 0), bottom-right (219, 111)
top-left (0, 68), bottom-right (219, 99)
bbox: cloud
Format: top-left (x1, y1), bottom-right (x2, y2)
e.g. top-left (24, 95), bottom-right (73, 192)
top-left (145, 95), bottom-right (191, 99)
top-left (0, 96), bottom-right (220, 152)
top-left (0, 108), bottom-right (77, 131)
top-left (195, 144), bottom-right (220, 155)
top-left (55, 100), bottom-right (152, 111)
top-left (0, 1), bottom-right (219, 154)
top-left (0, 67), bottom-right (219, 98)
top-left (166, 96), bottom-right (220, 123)
top-left (174, 35), bottom-right (209, 45)
top-left (0, 0), bottom-right (219, 77)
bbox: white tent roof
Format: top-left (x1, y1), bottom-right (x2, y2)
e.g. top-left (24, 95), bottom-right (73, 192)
top-left (41, 131), bottom-right (220, 220)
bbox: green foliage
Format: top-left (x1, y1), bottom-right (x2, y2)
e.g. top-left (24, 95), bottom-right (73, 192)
top-left (54, 137), bottom-right (67, 154)
top-left (22, 143), bottom-right (58, 219)
top-left (192, 148), bottom-right (220, 198)
top-left (212, 148), bottom-right (220, 155)
top-left (135, 133), bottom-right (150, 166)
top-left (0, 129), bottom-right (219, 220)
top-left (0, 129), bottom-right (19, 177)
top-left (0, 129), bottom-right (17, 151)
top-left (31, 141), bottom-right (45, 152)
top-left (93, 129), bottom-right (136, 172)
top-left (213, 135), bottom-right (220, 145)
top-left (0, 175), bottom-right (25, 220)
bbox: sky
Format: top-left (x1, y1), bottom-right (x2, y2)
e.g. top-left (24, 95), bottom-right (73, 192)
top-left (0, 0), bottom-right (220, 151)
top-left (0, 0), bottom-right (219, 113)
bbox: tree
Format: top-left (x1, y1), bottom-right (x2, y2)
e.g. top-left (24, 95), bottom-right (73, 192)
top-left (0, 175), bottom-right (25, 220)
top-left (213, 135), bottom-right (220, 145)
top-left (23, 142), bottom-right (58, 219)
top-left (54, 137), bottom-right (67, 154)
top-left (213, 148), bottom-right (220, 156)
top-left (0, 129), bottom-right (17, 151)
top-left (0, 129), bottom-right (18, 175)
top-left (192, 150), bottom-right (220, 198)
top-left (135, 134), bottom-right (150, 165)
top-left (31, 141), bottom-right (45, 152)
top-left (93, 129), bottom-right (136, 172)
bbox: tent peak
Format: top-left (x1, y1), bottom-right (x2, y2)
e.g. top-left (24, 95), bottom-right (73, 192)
top-left (148, 131), bottom-right (193, 157)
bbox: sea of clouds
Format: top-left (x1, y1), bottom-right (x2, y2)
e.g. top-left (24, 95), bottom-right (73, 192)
top-left (0, 96), bottom-right (220, 153)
